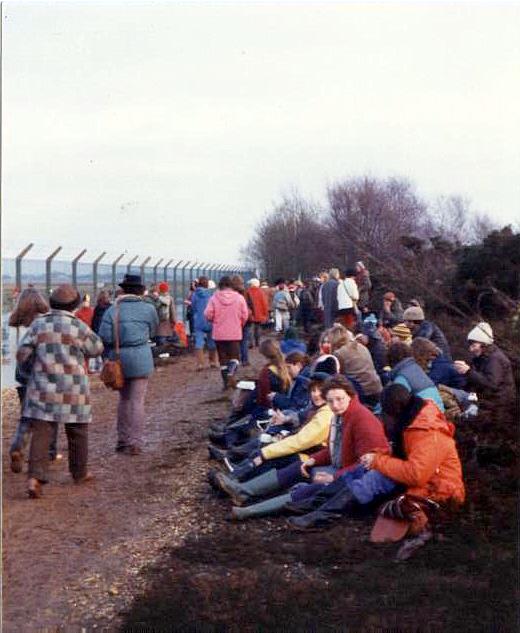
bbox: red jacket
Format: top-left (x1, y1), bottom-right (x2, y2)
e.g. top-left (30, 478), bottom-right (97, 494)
top-left (246, 287), bottom-right (269, 324)
top-left (312, 396), bottom-right (389, 477)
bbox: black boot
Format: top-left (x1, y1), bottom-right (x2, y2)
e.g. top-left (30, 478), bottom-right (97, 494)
top-left (288, 486), bottom-right (359, 531)
top-left (207, 444), bottom-right (228, 463)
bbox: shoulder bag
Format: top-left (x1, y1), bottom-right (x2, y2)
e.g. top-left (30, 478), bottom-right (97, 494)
top-left (100, 301), bottom-right (125, 390)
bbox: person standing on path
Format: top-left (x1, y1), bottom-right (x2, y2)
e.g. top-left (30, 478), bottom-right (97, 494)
top-left (191, 276), bottom-right (218, 371)
top-left (320, 268), bottom-right (340, 329)
top-left (155, 282), bottom-right (177, 345)
top-left (204, 275), bottom-right (248, 389)
top-left (16, 284), bottom-right (104, 498)
top-left (246, 278), bottom-right (269, 346)
top-left (99, 274), bottom-right (159, 455)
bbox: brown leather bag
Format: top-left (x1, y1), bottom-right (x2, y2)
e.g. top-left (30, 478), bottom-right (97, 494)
top-left (100, 301), bottom-right (125, 390)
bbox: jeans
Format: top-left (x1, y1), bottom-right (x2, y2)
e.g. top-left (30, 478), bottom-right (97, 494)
top-left (275, 310), bottom-right (290, 333)
top-left (240, 324), bottom-right (252, 363)
top-left (339, 464), bottom-right (397, 504)
top-left (117, 377), bottom-right (149, 450)
top-left (194, 329), bottom-right (216, 350)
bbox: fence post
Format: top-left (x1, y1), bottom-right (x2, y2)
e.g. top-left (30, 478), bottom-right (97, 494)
top-left (189, 262), bottom-right (198, 291)
top-left (140, 256), bottom-right (151, 286)
top-left (127, 255), bottom-right (139, 273)
top-left (46, 246), bottom-right (62, 297)
top-left (72, 249), bottom-right (87, 290)
top-left (112, 253), bottom-right (125, 291)
top-left (153, 258), bottom-right (164, 284)
top-left (163, 259), bottom-right (174, 282)
top-left (15, 243), bottom-right (34, 291)
top-left (181, 261), bottom-right (191, 321)
top-left (92, 251), bottom-right (106, 297)
top-left (172, 260), bottom-right (182, 312)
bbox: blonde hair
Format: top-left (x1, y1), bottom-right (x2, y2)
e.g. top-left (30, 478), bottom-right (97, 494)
top-left (9, 288), bottom-right (49, 327)
top-left (329, 268), bottom-right (340, 280)
top-left (259, 338), bottom-right (291, 392)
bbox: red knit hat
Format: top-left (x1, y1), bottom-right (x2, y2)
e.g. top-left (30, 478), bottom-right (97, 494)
top-left (158, 282), bottom-right (169, 293)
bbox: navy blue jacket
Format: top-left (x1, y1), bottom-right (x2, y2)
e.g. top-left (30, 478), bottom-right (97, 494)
top-left (414, 321), bottom-right (452, 360)
top-left (272, 365), bottom-right (311, 413)
top-left (428, 355), bottom-right (466, 389)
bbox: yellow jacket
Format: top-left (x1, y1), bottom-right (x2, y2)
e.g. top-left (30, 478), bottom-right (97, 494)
top-left (261, 405), bottom-right (333, 461)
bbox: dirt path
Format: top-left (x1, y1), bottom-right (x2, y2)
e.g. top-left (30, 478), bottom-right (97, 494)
top-left (2, 351), bottom-right (256, 631)
top-left (2, 350), bottom-right (517, 632)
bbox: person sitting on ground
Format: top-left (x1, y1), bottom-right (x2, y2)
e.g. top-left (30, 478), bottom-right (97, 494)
top-left (403, 306), bottom-right (452, 360)
top-left (17, 284), bottom-right (104, 498)
top-left (387, 342), bottom-right (444, 412)
top-left (361, 383), bottom-right (465, 559)
top-left (357, 314), bottom-right (388, 382)
top-left (155, 282), bottom-right (177, 346)
top-left (328, 323), bottom-right (383, 408)
top-left (191, 276), bottom-right (218, 371)
top-left (246, 278), bottom-right (269, 347)
top-left (214, 376), bottom-right (390, 522)
top-left (280, 326), bottom-right (307, 356)
top-left (453, 322), bottom-right (515, 413)
top-left (207, 338), bottom-right (291, 448)
top-left (390, 323), bottom-right (413, 345)
top-left (380, 292), bottom-right (404, 328)
top-left (204, 275), bottom-right (248, 389)
top-left (411, 337), bottom-right (466, 390)
top-left (8, 288), bottom-right (58, 473)
top-left (210, 372), bottom-right (333, 482)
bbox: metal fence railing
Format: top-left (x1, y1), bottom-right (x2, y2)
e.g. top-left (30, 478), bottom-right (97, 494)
top-left (2, 243), bottom-right (253, 322)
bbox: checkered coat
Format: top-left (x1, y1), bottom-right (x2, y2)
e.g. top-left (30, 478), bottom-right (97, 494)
top-left (17, 310), bottom-right (104, 423)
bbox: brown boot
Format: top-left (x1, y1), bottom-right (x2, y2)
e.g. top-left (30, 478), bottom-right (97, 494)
top-left (208, 349), bottom-right (219, 369)
top-left (27, 478), bottom-right (43, 499)
top-left (195, 349), bottom-right (205, 371)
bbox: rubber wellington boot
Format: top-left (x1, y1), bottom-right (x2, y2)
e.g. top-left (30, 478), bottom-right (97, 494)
top-left (195, 349), bottom-right (205, 371)
top-left (215, 468), bottom-right (280, 506)
top-left (231, 493), bottom-right (292, 520)
top-left (288, 487), bottom-right (359, 531)
top-left (220, 367), bottom-right (230, 390)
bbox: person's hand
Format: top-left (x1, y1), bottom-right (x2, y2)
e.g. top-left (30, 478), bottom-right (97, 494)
top-left (253, 455), bottom-right (263, 467)
top-left (312, 471), bottom-right (334, 484)
top-left (267, 392), bottom-right (276, 402)
top-left (300, 458), bottom-right (315, 478)
top-left (271, 409), bottom-right (287, 426)
top-left (360, 453), bottom-right (376, 469)
top-left (454, 360), bottom-right (470, 375)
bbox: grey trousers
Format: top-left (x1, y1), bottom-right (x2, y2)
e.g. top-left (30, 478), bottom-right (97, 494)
top-left (117, 377), bottom-right (148, 450)
top-left (28, 420), bottom-right (88, 482)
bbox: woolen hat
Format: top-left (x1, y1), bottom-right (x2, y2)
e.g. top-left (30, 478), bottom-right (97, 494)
top-left (50, 284), bottom-right (80, 308)
top-left (403, 306), bottom-right (425, 321)
top-left (391, 323), bottom-right (412, 343)
top-left (119, 274), bottom-right (145, 290)
top-left (314, 354), bottom-right (340, 375)
top-left (467, 322), bottom-right (493, 345)
top-left (158, 282), bottom-right (169, 293)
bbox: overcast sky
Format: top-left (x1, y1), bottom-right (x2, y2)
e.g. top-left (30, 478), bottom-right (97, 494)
top-left (2, 0), bottom-right (519, 265)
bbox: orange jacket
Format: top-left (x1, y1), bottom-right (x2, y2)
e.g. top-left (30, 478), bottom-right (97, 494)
top-left (372, 400), bottom-right (465, 504)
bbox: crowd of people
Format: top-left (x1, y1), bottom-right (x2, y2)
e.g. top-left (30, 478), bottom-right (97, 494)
top-left (6, 265), bottom-right (517, 559)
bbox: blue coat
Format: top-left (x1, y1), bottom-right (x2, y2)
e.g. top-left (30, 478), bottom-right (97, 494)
top-left (191, 287), bottom-right (213, 332)
top-left (99, 296), bottom-right (159, 378)
top-left (414, 321), bottom-right (452, 361)
top-left (390, 357), bottom-right (444, 411)
top-left (428, 355), bottom-right (466, 389)
top-left (280, 339), bottom-right (307, 355)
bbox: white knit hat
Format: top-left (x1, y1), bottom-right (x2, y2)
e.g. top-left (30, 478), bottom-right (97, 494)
top-left (467, 322), bottom-right (493, 345)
